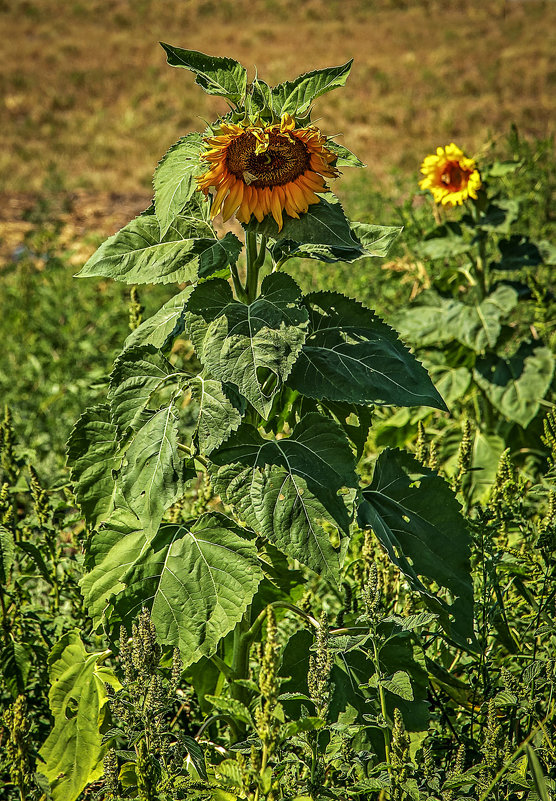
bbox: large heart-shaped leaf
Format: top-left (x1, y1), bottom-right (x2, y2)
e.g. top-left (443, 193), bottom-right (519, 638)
top-left (185, 273), bottom-right (308, 417)
top-left (287, 292), bottom-right (447, 410)
top-left (210, 413), bottom-right (358, 578)
top-left (160, 44), bottom-right (247, 105)
top-left (396, 285), bottom-right (519, 353)
top-left (112, 513), bottom-right (263, 667)
top-left (78, 201), bottom-right (241, 285)
top-left (358, 448), bottom-right (473, 643)
top-left (474, 342), bottom-right (554, 427)
top-left (211, 461), bottom-right (343, 582)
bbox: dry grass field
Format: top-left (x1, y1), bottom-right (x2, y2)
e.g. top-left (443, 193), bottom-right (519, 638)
top-left (1, 0), bottom-right (555, 193)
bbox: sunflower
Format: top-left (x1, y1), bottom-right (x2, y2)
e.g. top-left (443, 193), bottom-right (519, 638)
top-left (419, 143), bottom-right (482, 206)
top-left (197, 113), bottom-right (338, 231)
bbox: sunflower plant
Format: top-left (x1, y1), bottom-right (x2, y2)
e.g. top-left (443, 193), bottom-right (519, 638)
top-left (376, 142), bottom-right (556, 499)
top-left (59, 46), bottom-right (476, 799)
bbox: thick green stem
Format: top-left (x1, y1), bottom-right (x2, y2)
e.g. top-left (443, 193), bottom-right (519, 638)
top-left (469, 200), bottom-right (489, 298)
top-left (245, 231), bottom-right (260, 303)
top-left (230, 261), bottom-right (248, 303)
top-left (230, 607), bottom-right (252, 707)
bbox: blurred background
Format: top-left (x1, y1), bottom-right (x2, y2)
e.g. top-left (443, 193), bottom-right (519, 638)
top-left (0, 0), bottom-right (554, 472)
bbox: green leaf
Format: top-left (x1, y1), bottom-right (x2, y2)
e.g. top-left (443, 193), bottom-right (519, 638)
top-left (1, 639), bottom-right (32, 697)
top-left (258, 196), bottom-right (401, 264)
top-left (287, 292), bottom-right (447, 410)
top-left (185, 273), bottom-right (308, 417)
top-left (428, 365), bottom-right (472, 406)
top-left (320, 399), bottom-right (373, 460)
top-left (358, 449), bottom-right (473, 642)
top-left (204, 694), bottom-right (254, 725)
top-left (112, 513), bottom-right (263, 667)
top-left (467, 430), bottom-right (505, 504)
top-left (271, 61), bottom-right (353, 116)
top-left (210, 413), bottom-right (358, 578)
top-left (477, 198), bottom-right (520, 233)
top-left (380, 670), bottom-right (414, 701)
top-left (249, 76), bottom-right (273, 117)
top-left (190, 374), bottom-right (244, 455)
top-left (396, 285), bottom-right (519, 352)
top-left (212, 413), bottom-right (358, 532)
top-left (39, 632), bottom-right (115, 801)
top-left (119, 399), bottom-right (195, 525)
top-left (474, 342), bottom-right (554, 427)
top-left (494, 234), bottom-right (543, 270)
top-left (160, 44), bottom-right (247, 104)
top-left (182, 735), bottom-right (208, 781)
top-left (79, 507), bottom-right (146, 621)
top-left (78, 201), bottom-right (241, 285)
top-left (525, 745), bottom-right (550, 801)
top-left (325, 139), bottom-right (365, 168)
top-left (0, 524), bottom-right (14, 584)
top-left (66, 405), bottom-right (123, 528)
top-left (414, 222), bottom-right (470, 261)
top-left (349, 222), bottom-right (402, 258)
top-left (154, 133), bottom-right (206, 238)
top-left (124, 287), bottom-right (193, 351)
top-left (109, 345), bottom-right (183, 433)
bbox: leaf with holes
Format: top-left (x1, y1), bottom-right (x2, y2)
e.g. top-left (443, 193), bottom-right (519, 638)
top-left (185, 273), bottom-right (308, 417)
top-left (39, 632), bottom-right (119, 801)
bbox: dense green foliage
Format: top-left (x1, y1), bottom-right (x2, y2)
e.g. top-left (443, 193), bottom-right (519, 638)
top-left (1, 47), bottom-right (555, 801)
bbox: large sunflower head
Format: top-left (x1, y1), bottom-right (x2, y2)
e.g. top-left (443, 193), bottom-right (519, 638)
top-left (197, 113), bottom-right (339, 231)
top-left (419, 143), bottom-right (482, 206)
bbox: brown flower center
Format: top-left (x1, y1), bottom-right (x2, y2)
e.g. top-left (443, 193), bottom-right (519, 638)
top-left (226, 131), bottom-right (310, 188)
top-left (440, 161), bottom-right (470, 191)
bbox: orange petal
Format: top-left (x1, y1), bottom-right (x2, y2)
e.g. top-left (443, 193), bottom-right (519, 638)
top-left (211, 176), bottom-right (234, 217)
top-left (270, 188), bottom-right (284, 231)
top-left (221, 180), bottom-right (244, 221)
top-left (253, 189), bottom-right (265, 222)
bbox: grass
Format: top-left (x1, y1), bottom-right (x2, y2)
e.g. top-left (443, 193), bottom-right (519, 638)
top-left (0, 0), bottom-right (554, 198)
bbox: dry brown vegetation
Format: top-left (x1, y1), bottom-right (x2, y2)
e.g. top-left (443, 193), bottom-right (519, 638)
top-left (0, 0), bottom-right (554, 226)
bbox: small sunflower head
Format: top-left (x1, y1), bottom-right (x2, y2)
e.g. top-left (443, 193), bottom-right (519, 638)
top-left (419, 143), bottom-right (482, 206)
top-left (197, 112), bottom-right (339, 231)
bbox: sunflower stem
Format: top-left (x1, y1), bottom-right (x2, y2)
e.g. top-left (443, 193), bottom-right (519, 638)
top-left (245, 231), bottom-right (260, 303)
top-left (230, 261), bottom-right (248, 303)
top-left (254, 235), bottom-right (268, 269)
